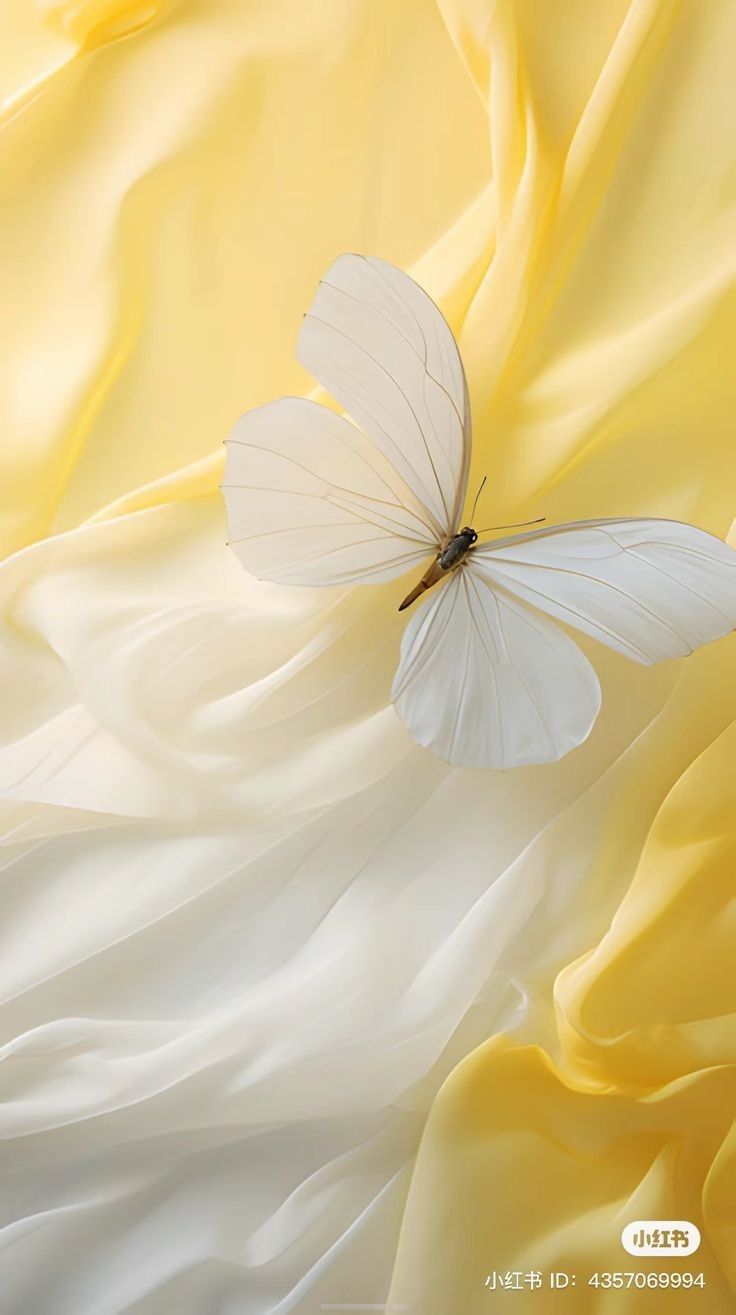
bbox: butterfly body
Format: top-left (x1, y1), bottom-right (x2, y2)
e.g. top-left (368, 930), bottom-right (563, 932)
top-left (439, 526), bottom-right (478, 570)
top-left (399, 527), bottom-right (478, 612)
top-left (223, 253), bottom-right (736, 769)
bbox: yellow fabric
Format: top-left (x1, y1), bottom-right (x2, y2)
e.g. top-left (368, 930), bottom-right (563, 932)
top-left (0, 1), bottom-right (734, 1312)
top-left (388, 2), bottom-right (736, 1310)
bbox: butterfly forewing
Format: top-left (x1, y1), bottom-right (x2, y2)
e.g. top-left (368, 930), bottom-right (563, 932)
top-left (471, 517), bottom-right (736, 663)
top-left (297, 254), bottom-right (471, 540)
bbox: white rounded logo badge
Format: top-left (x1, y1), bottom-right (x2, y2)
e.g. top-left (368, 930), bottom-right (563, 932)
top-left (622, 1221), bottom-right (701, 1257)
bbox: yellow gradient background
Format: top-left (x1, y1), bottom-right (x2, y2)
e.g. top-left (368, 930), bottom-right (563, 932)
top-left (0, 2), bottom-right (734, 1312)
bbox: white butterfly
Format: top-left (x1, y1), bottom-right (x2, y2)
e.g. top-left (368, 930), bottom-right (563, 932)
top-left (222, 254), bottom-right (736, 769)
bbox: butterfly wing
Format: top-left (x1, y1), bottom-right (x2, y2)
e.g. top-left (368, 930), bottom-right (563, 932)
top-left (471, 518), bottom-right (736, 663)
top-left (223, 397), bottom-right (436, 586)
top-left (391, 568), bottom-right (601, 769)
top-left (393, 517), bottom-right (736, 770)
top-left (297, 254), bottom-right (471, 540)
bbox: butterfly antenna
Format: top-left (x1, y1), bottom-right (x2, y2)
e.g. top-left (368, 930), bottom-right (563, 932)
top-left (469, 475), bottom-right (487, 523)
top-left (477, 516), bottom-right (546, 533)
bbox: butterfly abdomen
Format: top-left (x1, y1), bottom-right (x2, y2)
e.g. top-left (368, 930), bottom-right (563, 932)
top-left (398, 559), bottom-right (447, 611)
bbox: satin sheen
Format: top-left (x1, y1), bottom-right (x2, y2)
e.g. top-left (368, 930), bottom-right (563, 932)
top-left (0, 2), bottom-right (735, 1314)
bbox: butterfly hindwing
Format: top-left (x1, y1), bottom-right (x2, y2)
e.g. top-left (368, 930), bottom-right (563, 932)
top-left (391, 568), bottom-right (601, 769)
top-left (223, 397), bottom-right (435, 586)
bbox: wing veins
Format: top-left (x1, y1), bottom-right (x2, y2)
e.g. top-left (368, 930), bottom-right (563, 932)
top-left (393, 578), bottom-right (460, 699)
top-left (326, 494), bottom-right (438, 542)
top-left (467, 569), bottom-right (560, 757)
top-left (361, 256), bottom-right (471, 527)
top-left (230, 522), bottom-right (368, 542)
top-left (624, 549), bottom-right (735, 628)
top-left (445, 573), bottom-right (476, 761)
top-left (306, 311), bottom-right (452, 530)
top-left (280, 544), bottom-right (427, 578)
top-left (480, 555), bottom-right (692, 654)
top-left (460, 570), bottom-right (503, 762)
top-left (328, 261), bottom-right (467, 433)
top-left (306, 405), bottom-right (438, 531)
top-left (227, 439), bottom-right (434, 543)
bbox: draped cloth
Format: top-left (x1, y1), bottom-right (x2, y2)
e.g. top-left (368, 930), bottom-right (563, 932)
top-left (0, 2), bottom-right (734, 1312)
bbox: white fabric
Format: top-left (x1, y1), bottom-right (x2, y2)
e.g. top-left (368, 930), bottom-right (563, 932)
top-left (0, 498), bottom-right (686, 1312)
